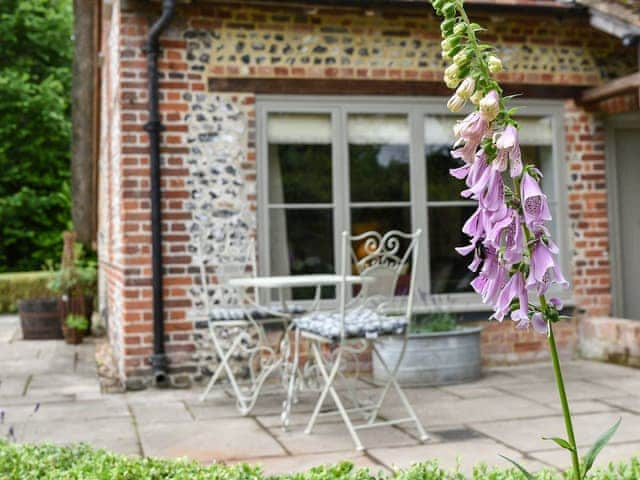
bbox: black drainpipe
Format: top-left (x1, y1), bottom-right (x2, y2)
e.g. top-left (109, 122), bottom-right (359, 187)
top-left (143, 0), bottom-right (176, 387)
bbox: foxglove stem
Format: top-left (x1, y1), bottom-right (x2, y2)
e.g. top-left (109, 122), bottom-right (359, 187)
top-left (546, 299), bottom-right (580, 480)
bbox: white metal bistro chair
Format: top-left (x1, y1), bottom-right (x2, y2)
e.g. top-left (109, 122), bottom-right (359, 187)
top-left (195, 226), bottom-right (296, 414)
top-left (291, 229), bottom-right (429, 451)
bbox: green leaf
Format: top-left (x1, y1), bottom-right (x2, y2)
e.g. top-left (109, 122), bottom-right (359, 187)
top-left (542, 436), bottom-right (575, 451)
top-left (498, 455), bottom-right (536, 480)
top-left (582, 418), bottom-right (622, 478)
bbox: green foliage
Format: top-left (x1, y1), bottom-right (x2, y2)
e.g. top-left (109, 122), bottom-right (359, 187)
top-left (65, 313), bottom-right (87, 330)
top-left (411, 311), bottom-right (458, 334)
top-left (48, 242), bottom-right (97, 297)
top-left (0, 271), bottom-right (55, 312)
top-left (581, 419), bottom-right (622, 479)
top-left (0, 442), bottom-right (639, 480)
top-left (0, 0), bottom-right (73, 272)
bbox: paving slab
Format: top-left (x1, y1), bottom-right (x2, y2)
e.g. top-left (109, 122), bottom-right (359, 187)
top-left (544, 399), bottom-right (617, 415)
top-left (18, 417), bottom-right (140, 456)
top-left (137, 417), bottom-right (286, 461)
top-left (237, 451), bottom-right (388, 475)
top-left (1, 398), bottom-right (129, 423)
top-left (600, 396), bottom-right (640, 414)
top-left (271, 422), bottom-right (419, 454)
top-left (531, 441), bottom-right (640, 470)
top-left (383, 391), bottom-right (556, 428)
top-left (129, 400), bottom-right (193, 424)
top-left (0, 375), bottom-right (29, 397)
top-left (368, 439), bottom-right (544, 474)
top-left (497, 379), bottom-right (626, 403)
top-left (471, 412), bottom-right (640, 452)
top-left (0, 315), bottom-right (19, 342)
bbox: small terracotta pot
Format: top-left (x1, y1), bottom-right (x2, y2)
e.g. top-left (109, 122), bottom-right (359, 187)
top-left (62, 325), bottom-right (84, 345)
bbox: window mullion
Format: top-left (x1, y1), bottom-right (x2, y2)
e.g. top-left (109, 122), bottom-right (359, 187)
top-left (332, 107), bottom-right (347, 281)
top-left (410, 109), bottom-right (430, 296)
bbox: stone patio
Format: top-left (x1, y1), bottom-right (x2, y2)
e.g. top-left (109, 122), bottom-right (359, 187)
top-left (1, 314), bottom-right (639, 475)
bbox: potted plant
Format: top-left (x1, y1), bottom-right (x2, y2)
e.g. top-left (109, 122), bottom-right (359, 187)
top-left (62, 314), bottom-right (88, 345)
top-left (373, 310), bottom-right (483, 386)
top-left (48, 232), bottom-right (97, 335)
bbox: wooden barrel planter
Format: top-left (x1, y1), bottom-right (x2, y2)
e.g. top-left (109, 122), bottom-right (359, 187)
top-left (18, 298), bottom-right (63, 340)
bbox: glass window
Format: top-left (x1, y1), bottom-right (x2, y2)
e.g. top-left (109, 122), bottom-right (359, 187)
top-left (259, 100), bottom-right (565, 307)
top-left (424, 114), bottom-right (558, 294)
top-left (267, 113), bottom-right (334, 300)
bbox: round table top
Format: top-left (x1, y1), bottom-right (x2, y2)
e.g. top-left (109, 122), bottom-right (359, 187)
top-left (228, 274), bottom-right (373, 289)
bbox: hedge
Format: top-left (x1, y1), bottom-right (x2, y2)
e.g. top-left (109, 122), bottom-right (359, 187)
top-left (0, 271), bottom-right (55, 313)
top-left (0, 442), bottom-right (639, 480)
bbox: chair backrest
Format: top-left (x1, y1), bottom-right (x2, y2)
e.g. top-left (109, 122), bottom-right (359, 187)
top-left (195, 221), bottom-right (256, 313)
top-left (340, 229), bottom-right (422, 320)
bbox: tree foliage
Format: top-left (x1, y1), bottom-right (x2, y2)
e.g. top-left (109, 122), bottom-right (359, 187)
top-left (0, 0), bottom-right (72, 272)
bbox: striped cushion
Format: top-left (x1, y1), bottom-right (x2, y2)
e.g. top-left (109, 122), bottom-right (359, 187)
top-left (208, 304), bottom-right (305, 322)
top-left (294, 308), bottom-right (407, 340)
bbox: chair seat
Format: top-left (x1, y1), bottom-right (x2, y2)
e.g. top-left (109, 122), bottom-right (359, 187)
top-left (208, 304), bottom-right (305, 322)
top-left (293, 308), bottom-right (407, 340)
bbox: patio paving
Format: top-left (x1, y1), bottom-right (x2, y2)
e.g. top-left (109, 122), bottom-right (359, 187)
top-left (1, 314), bottom-right (640, 475)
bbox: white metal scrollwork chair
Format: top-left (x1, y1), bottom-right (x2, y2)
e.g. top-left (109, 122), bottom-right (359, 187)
top-left (292, 229), bottom-right (429, 451)
top-left (196, 226), bottom-right (294, 414)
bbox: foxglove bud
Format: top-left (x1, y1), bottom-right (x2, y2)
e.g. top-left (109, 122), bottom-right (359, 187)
top-left (447, 94), bottom-right (466, 113)
top-left (479, 90), bottom-right (500, 121)
top-left (441, 36), bottom-right (459, 52)
top-left (453, 22), bottom-right (466, 35)
top-left (453, 49), bottom-right (471, 67)
top-left (470, 90), bottom-right (483, 105)
top-left (445, 75), bottom-right (462, 89)
top-left (456, 77), bottom-right (475, 99)
top-left (441, 18), bottom-right (456, 37)
top-left (442, 2), bottom-right (457, 17)
top-left (488, 55), bottom-right (503, 73)
top-left (444, 63), bottom-right (460, 80)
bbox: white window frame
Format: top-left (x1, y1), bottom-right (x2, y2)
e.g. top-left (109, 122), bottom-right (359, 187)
top-left (256, 96), bottom-right (571, 312)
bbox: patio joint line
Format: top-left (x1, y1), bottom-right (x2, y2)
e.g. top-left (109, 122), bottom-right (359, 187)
top-left (126, 402), bottom-right (145, 457)
top-left (182, 400), bottom-right (196, 421)
top-left (598, 399), bottom-right (640, 415)
top-left (364, 449), bottom-right (395, 473)
top-left (254, 416), bottom-right (292, 456)
top-left (21, 374), bottom-right (33, 397)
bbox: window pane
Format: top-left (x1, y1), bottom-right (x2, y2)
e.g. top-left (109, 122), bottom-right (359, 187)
top-left (426, 144), bottom-right (465, 202)
top-left (268, 113), bottom-right (332, 204)
top-left (428, 206), bottom-right (476, 294)
top-left (269, 208), bottom-right (334, 299)
top-left (425, 116), bottom-right (555, 203)
top-left (351, 206), bottom-right (412, 295)
top-left (348, 114), bottom-right (410, 202)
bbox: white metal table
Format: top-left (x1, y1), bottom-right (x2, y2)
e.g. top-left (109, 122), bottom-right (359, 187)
top-left (228, 274), bottom-right (373, 427)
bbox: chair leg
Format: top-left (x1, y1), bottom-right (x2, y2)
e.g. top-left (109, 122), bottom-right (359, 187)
top-left (372, 343), bottom-right (429, 442)
top-left (200, 332), bottom-right (245, 402)
top-left (281, 327), bottom-right (300, 430)
top-left (305, 342), bottom-right (365, 451)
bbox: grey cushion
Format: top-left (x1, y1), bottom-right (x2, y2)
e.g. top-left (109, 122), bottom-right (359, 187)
top-left (209, 304), bottom-right (305, 322)
top-left (294, 308), bottom-right (407, 340)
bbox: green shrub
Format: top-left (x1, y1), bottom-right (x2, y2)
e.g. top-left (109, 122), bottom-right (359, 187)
top-left (411, 312), bottom-right (458, 334)
top-left (0, 271), bottom-right (55, 313)
top-left (65, 314), bottom-right (88, 331)
top-left (0, 0), bottom-right (73, 272)
top-left (0, 442), bottom-right (639, 480)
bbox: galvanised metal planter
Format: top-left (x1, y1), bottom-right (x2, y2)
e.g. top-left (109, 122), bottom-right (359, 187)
top-left (373, 326), bottom-right (483, 386)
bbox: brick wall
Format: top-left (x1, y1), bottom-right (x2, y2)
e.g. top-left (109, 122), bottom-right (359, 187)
top-left (98, 2), bottom-right (635, 386)
top-left (565, 100), bottom-right (611, 317)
